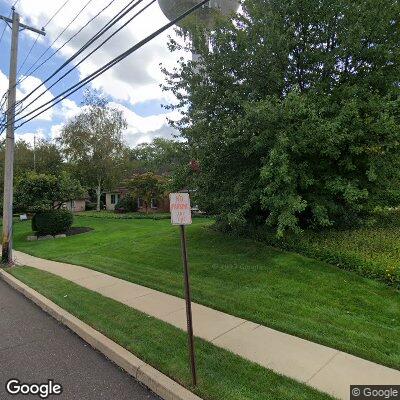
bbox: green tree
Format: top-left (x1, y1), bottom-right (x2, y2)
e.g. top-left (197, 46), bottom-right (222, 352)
top-left (59, 89), bottom-right (127, 211)
top-left (14, 171), bottom-right (84, 213)
top-left (163, 0), bottom-right (400, 235)
top-left (131, 138), bottom-right (188, 174)
top-left (0, 139), bottom-right (64, 202)
top-left (127, 172), bottom-right (166, 214)
top-left (34, 139), bottom-right (63, 175)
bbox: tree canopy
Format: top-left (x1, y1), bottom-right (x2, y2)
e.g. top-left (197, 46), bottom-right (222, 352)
top-left (130, 138), bottom-right (188, 175)
top-left (127, 172), bottom-right (167, 213)
top-left (163, 0), bottom-right (400, 235)
top-left (59, 89), bottom-right (127, 211)
top-left (14, 171), bottom-right (84, 213)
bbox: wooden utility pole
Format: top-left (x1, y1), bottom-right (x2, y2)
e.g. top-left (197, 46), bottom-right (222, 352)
top-left (0, 8), bottom-right (45, 264)
top-left (33, 133), bottom-right (36, 171)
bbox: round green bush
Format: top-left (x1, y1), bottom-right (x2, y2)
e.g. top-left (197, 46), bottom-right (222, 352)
top-left (115, 195), bottom-right (138, 213)
top-left (32, 210), bottom-right (74, 235)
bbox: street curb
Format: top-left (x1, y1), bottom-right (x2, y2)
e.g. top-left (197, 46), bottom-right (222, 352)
top-left (0, 269), bottom-right (203, 400)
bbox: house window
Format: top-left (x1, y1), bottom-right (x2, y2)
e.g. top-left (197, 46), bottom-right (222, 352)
top-left (138, 198), bottom-right (143, 208)
top-left (150, 198), bottom-right (158, 209)
top-left (111, 194), bottom-right (118, 205)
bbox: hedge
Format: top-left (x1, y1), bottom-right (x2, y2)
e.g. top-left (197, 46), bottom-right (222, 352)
top-left (32, 210), bottom-right (74, 235)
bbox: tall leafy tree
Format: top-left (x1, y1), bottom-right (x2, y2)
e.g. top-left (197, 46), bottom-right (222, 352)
top-left (0, 139), bottom-right (64, 203)
top-left (59, 90), bottom-right (127, 211)
top-left (14, 171), bottom-right (84, 213)
top-left (34, 139), bottom-right (64, 175)
top-left (163, 0), bottom-right (400, 235)
top-left (127, 172), bottom-right (166, 214)
top-left (130, 138), bottom-right (189, 174)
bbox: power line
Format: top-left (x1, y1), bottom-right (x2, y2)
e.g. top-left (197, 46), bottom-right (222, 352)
top-left (0, 2), bottom-right (16, 51)
top-left (0, 1), bottom-right (21, 70)
top-left (11, 0), bottom-right (211, 130)
top-left (0, 15), bottom-right (9, 47)
top-left (17, 0), bottom-right (72, 75)
top-left (19, 0), bottom-right (154, 118)
top-left (13, 0), bottom-right (142, 112)
top-left (44, 0), bottom-right (72, 29)
top-left (13, 0), bottom-right (145, 117)
top-left (0, 3), bottom-right (20, 99)
top-left (17, 0), bottom-right (120, 87)
top-left (18, 0), bottom-right (96, 82)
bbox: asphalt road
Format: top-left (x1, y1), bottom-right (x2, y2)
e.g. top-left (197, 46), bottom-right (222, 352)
top-left (0, 278), bottom-right (161, 400)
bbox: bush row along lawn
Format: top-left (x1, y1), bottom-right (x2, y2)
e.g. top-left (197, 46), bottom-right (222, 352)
top-left (78, 211), bottom-right (172, 220)
top-left (9, 266), bottom-right (333, 400)
top-left (77, 211), bottom-right (210, 221)
top-left (13, 217), bottom-right (400, 370)
top-left (256, 210), bottom-right (400, 288)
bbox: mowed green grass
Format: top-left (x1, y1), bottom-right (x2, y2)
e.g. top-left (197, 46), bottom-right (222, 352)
top-left (260, 210), bottom-right (400, 287)
top-left (13, 217), bottom-right (400, 369)
top-left (8, 266), bottom-right (333, 400)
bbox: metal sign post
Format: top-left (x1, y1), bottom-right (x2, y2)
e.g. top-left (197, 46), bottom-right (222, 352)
top-left (170, 193), bottom-right (197, 386)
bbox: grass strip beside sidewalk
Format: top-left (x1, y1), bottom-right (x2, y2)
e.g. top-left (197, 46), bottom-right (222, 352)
top-left (8, 266), bottom-right (332, 400)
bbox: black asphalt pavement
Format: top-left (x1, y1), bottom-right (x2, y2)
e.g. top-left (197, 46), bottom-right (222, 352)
top-left (0, 278), bottom-right (161, 400)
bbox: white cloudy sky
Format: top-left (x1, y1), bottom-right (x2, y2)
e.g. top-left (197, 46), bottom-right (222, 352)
top-left (0, 0), bottom-right (188, 147)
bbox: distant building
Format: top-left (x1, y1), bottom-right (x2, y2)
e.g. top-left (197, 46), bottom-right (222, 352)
top-left (56, 198), bottom-right (87, 213)
top-left (104, 187), bottom-right (170, 213)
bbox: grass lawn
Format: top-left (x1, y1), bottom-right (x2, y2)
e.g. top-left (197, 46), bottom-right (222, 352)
top-left (13, 217), bottom-right (400, 370)
top-left (8, 266), bottom-right (333, 400)
top-left (259, 210), bottom-right (400, 287)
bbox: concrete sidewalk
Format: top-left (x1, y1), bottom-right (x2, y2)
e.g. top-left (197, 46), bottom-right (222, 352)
top-left (13, 250), bottom-right (400, 400)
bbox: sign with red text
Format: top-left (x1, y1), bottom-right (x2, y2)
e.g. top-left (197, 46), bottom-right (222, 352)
top-left (170, 193), bottom-right (192, 226)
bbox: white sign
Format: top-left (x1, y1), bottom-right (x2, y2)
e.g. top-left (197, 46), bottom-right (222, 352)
top-left (170, 193), bottom-right (192, 226)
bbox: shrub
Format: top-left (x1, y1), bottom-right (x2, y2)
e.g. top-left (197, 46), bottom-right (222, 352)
top-left (223, 210), bottom-right (400, 289)
top-left (15, 171), bottom-right (84, 213)
top-left (32, 210), bottom-right (74, 235)
top-left (115, 195), bottom-right (138, 213)
top-left (85, 201), bottom-right (97, 211)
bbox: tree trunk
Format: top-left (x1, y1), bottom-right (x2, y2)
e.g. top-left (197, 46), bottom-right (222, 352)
top-left (96, 183), bottom-right (101, 212)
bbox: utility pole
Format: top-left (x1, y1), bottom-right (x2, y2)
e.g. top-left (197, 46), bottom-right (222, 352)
top-left (0, 8), bottom-right (45, 264)
top-left (33, 133), bottom-right (36, 171)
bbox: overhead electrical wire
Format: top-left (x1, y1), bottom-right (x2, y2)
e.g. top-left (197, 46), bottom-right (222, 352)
top-left (1, 0), bottom-right (138, 123)
top-left (18, 0), bottom-right (95, 82)
top-left (18, 0), bottom-right (118, 86)
top-left (17, 0), bottom-right (72, 75)
top-left (1, 0), bottom-right (146, 128)
top-left (0, 15), bottom-right (9, 47)
top-left (13, 0), bottom-right (143, 112)
top-left (9, 0), bottom-right (211, 130)
top-left (0, 0), bottom-right (22, 102)
top-left (16, 0), bottom-right (153, 118)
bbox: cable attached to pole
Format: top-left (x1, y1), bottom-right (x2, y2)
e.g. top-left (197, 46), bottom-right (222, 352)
top-left (11, 0), bottom-right (211, 130)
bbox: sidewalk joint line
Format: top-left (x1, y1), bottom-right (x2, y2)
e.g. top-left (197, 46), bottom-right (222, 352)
top-left (306, 351), bottom-right (341, 383)
top-left (161, 305), bottom-right (187, 318)
top-left (119, 291), bottom-right (156, 301)
top-left (211, 320), bottom-right (247, 342)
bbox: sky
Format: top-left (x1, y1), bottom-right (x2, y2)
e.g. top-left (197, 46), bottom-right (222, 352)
top-left (0, 0), bottom-right (188, 147)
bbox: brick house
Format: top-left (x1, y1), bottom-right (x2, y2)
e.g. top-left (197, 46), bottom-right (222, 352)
top-left (105, 187), bottom-right (170, 212)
